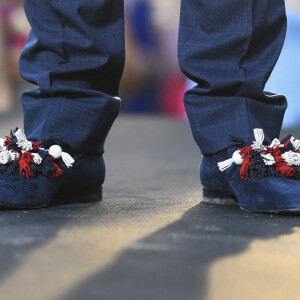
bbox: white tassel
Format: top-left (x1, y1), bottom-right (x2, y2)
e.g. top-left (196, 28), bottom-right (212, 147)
top-left (269, 138), bottom-right (281, 149)
top-left (14, 129), bottom-right (33, 152)
top-left (0, 150), bottom-right (11, 164)
top-left (218, 150), bottom-right (244, 172)
top-left (261, 153), bottom-right (275, 166)
top-left (218, 158), bottom-right (234, 172)
top-left (14, 129), bottom-right (26, 141)
top-left (254, 128), bottom-right (264, 144)
top-left (290, 136), bottom-right (300, 151)
top-left (282, 151), bottom-right (300, 166)
top-left (48, 145), bottom-right (74, 168)
top-left (294, 140), bottom-right (300, 151)
top-left (0, 138), bottom-right (6, 151)
top-left (20, 141), bottom-right (33, 152)
top-left (32, 153), bottom-right (43, 165)
top-left (252, 128), bottom-right (265, 152)
top-left (61, 152), bottom-right (75, 168)
top-left (9, 150), bottom-right (20, 161)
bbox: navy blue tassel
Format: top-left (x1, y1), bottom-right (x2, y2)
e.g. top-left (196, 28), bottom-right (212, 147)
top-left (281, 142), bottom-right (295, 154)
top-left (266, 165), bottom-right (283, 178)
top-left (5, 132), bottom-right (20, 152)
top-left (292, 168), bottom-right (300, 180)
top-left (10, 128), bottom-right (19, 144)
top-left (38, 150), bottom-right (56, 178)
top-left (280, 134), bottom-right (293, 144)
top-left (30, 163), bottom-right (42, 177)
top-left (7, 143), bottom-right (21, 152)
top-left (10, 128), bottom-right (19, 137)
top-left (249, 151), bottom-right (269, 179)
top-left (42, 159), bottom-right (56, 178)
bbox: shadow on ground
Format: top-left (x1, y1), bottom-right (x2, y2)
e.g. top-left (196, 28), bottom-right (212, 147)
top-left (58, 202), bottom-right (300, 300)
top-left (0, 115), bottom-right (299, 300)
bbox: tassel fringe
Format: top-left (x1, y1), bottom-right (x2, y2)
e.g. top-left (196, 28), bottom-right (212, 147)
top-left (0, 128), bottom-right (75, 179)
top-left (218, 158), bottom-right (234, 172)
top-left (218, 128), bottom-right (300, 181)
top-left (61, 152), bottom-right (75, 168)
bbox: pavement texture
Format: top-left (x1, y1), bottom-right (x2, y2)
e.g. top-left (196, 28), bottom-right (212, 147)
top-left (0, 113), bottom-right (299, 300)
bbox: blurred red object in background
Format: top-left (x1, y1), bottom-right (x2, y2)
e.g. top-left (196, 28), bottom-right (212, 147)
top-left (159, 74), bottom-right (187, 119)
top-left (1, 0), bottom-right (30, 79)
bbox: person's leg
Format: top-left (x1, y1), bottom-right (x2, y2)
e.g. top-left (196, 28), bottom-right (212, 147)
top-left (0, 0), bottom-right (124, 208)
top-left (178, 0), bottom-right (287, 155)
top-left (20, 0), bottom-right (125, 155)
top-left (179, 0), bottom-right (300, 213)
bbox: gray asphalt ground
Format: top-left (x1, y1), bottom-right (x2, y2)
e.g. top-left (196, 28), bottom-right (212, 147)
top-left (0, 112), bottom-right (300, 300)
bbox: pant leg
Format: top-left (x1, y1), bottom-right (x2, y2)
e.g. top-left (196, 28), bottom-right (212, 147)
top-left (178, 0), bottom-right (287, 155)
top-left (20, 0), bottom-right (125, 155)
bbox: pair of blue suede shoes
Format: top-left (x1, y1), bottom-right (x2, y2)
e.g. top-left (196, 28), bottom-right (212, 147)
top-left (201, 128), bottom-right (300, 213)
top-left (1, 126), bottom-right (300, 213)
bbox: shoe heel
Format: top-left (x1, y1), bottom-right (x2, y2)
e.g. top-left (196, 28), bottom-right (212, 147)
top-left (202, 187), bottom-right (237, 205)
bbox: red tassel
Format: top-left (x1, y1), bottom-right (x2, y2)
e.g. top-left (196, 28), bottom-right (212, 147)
top-left (238, 146), bottom-right (253, 180)
top-left (239, 146), bottom-right (253, 158)
top-left (265, 146), bottom-right (281, 157)
top-left (283, 139), bottom-right (291, 149)
top-left (32, 141), bottom-right (42, 150)
top-left (4, 137), bottom-right (13, 149)
top-left (52, 162), bottom-right (63, 178)
top-left (240, 156), bottom-right (252, 180)
top-left (19, 152), bottom-right (34, 179)
top-left (49, 156), bottom-right (63, 178)
top-left (275, 157), bottom-right (295, 177)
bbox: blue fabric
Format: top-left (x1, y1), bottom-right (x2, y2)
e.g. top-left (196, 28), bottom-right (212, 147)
top-left (17, 0), bottom-right (123, 208)
top-left (179, 0), bottom-right (288, 155)
top-left (20, 0), bottom-right (124, 155)
top-left (20, 0), bottom-right (288, 156)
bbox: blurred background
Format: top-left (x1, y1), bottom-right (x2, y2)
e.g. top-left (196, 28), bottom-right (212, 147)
top-left (0, 0), bottom-right (299, 128)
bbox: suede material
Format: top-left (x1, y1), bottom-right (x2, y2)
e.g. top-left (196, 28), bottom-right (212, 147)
top-left (201, 155), bottom-right (300, 212)
top-left (200, 155), bottom-right (233, 195)
top-left (0, 155), bottom-right (105, 208)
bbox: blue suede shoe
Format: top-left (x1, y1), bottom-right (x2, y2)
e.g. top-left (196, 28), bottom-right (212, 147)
top-left (0, 129), bottom-right (105, 209)
top-left (201, 129), bottom-right (300, 213)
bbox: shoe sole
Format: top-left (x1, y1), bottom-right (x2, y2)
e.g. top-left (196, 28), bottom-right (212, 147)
top-left (202, 187), bottom-right (300, 214)
top-left (0, 186), bottom-right (103, 210)
top-left (202, 187), bottom-right (238, 205)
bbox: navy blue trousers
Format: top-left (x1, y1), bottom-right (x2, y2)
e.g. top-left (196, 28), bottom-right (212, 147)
top-left (20, 0), bottom-right (287, 155)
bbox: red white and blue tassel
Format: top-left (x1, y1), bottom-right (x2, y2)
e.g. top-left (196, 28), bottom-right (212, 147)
top-left (0, 128), bottom-right (75, 179)
top-left (218, 128), bottom-right (300, 180)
